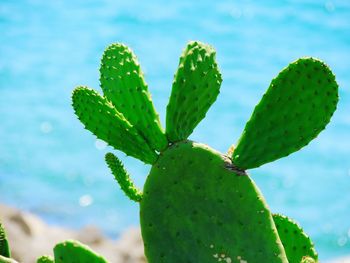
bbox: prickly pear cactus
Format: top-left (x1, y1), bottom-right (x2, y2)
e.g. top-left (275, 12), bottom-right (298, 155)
top-left (273, 214), bottom-right (318, 262)
top-left (0, 224), bottom-right (18, 263)
top-left (72, 41), bottom-right (339, 262)
top-left (36, 255), bottom-right (55, 263)
top-left (0, 256), bottom-right (17, 263)
top-left (0, 224), bottom-right (10, 259)
top-left (36, 240), bottom-right (108, 263)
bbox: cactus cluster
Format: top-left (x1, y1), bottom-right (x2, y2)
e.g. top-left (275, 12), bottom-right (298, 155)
top-left (1, 41), bottom-right (338, 262)
top-left (70, 41), bottom-right (337, 263)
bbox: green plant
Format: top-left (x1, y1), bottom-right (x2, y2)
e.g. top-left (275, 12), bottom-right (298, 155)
top-left (0, 223), bottom-right (17, 263)
top-left (36, 240), bottom-right (107, 263)
top-left (0, 223), bottom-right (10, 259)
top-left (39, 41), bottom-right (338, 262)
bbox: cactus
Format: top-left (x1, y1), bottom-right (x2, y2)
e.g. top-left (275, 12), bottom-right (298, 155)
top-left (300, 256), bottom-right (317, 263)
top-left (72, 87), bottom-right (157, 164)
top-left (166, 41), bottom-right (222, 142)
top-left (0, 224), bottom-right (10, 259)
top-left (273, 214), bottom-right (318, 263)
top-left (53, 240), bottom-right (107, 263)
top-left (36, 255), bottom-right (54, 263)
top-left (105, 152), bottom-right (142, 202)
top-left (0, 224), bottom-right (18, 263)
top-left (232, 58), bottom-right (338, 169)
top-left (100, 44), bottom-right (168, 151)
top-left (36, 240), bottom-right (108, 263)
top-left (70, 41), bottom-right (338, 262)
top-left (0, 256), bottom-right (17, 263)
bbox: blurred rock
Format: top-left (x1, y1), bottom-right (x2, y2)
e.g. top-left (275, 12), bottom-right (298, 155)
top-left (76, 225), bottom-right (104, 245)
top-left (116, 228), bottom-right (146, 263)
top-left (0, 204), bottom-right (146, 263)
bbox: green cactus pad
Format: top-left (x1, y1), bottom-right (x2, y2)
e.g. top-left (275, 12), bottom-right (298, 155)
top-left (300, 256), bottom-right (317, 263)
top-left (105, 152), bottom-right (143, 202)
top-left (72, 86), bottom-right (157, 164)
top-left (140, 141), bottom-right (288, 263)
top-left (54, 240), bottom-right (108, 263)
top-left (273, 214), bottom-right (318, 263)
top-left (100, 43), bottom-right (168, 151)
top-left (166, 41), bottom-right (222, 142)
top-left (37, 255), bottom-right (54, 263)
top-left (233, 58), bottom-right (338, 169)
top-left (0, 224), bottom-right (10, 258)
top-left (0, 256), bottom-right (17, 263)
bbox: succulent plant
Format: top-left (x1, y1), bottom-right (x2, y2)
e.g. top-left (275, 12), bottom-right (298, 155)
top-left (71, 41), bottom-right (338, 262)
top-left (36, 255), bottom-right (55, 263)
top-left (0, 223), bottom-right (10, 259)
top-left (33, 41), bottom-right (337, 262)
top-left (0, 223), bottom-right (18, 263)
top-left (36, 240), bottom-right (108, 263)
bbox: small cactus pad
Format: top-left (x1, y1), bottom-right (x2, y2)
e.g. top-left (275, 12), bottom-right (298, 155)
top-left (105, 152), bottom-right (143, 202)
top-left (166, 41), bottom-right (222, 142)
top-left (0, 256), bottom-right (17, 263)
top-left (300, 256), bottom-right (317, 263)
top-left (233, 58), bottom-right (338, 169)
top-left (36, 256), bottom-right (54, 263)
top-left (54, 240), bottom-right (108, 263)
top-left (273, 214), bottom-right (318, 263)
top-left (0, 224), bottom-right (10, 258)
top-left (100, 43), bottom-right (168, 151)
top-left (141, 141), bottom-right (288, 263)
top-left (72, 86), bottom-right (157, 164)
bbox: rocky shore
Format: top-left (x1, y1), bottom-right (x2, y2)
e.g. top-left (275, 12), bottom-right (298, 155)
top-left (0, 203), bottom-right (349, 263)
top-left (0, 204), bottom-right (145, 263)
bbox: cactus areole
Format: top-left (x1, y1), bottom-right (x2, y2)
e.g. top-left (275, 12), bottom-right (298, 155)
top-left (70, 41), bottom-right (339, 263)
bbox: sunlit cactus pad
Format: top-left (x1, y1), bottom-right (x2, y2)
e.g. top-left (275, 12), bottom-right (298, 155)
top-left (232, 58), bottom-right (338, 169)
top-left (36, 240), bottom-right (108, 263)
top-left (71, 41), bottom-right (339, 262)
top-left (100, 44), bottom-right (167, 152)
top-left (166, 41), bottom-right (222, 142)
top-left (273, 214), bottom-right (318, 263)
top-left (141, 141), bottom-right (286, 262)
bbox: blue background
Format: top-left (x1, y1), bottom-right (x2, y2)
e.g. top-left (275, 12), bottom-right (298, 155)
top-left (1, 0), bottom-right (349, 260)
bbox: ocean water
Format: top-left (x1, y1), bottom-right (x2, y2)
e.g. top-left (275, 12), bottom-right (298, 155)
top-left (1, 0), bottom-right (350, 260)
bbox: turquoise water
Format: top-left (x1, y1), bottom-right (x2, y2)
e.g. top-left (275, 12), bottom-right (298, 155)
top-left (1, 0), bottom-right (350, 260)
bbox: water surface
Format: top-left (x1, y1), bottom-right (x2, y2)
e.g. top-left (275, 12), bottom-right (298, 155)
top-left (1, 0), bottom-right (350, 260)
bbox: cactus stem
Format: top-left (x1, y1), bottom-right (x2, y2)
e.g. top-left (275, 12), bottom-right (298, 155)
top-left (105, 152), bottom-right (143, 202)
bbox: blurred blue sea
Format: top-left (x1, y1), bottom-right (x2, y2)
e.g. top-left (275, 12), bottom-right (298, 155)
top-left (1, 0), bottom-right (350, 260)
